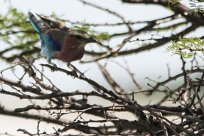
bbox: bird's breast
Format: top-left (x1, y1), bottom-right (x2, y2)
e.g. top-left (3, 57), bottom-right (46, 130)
top-left (54, 47), bottom-right (85, 62)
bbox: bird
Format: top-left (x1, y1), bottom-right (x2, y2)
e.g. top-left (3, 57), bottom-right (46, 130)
top-left (27, 12), bottom-right (97, 63)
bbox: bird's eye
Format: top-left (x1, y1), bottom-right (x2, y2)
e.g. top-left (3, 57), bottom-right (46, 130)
top-left (51, 22), bottom-right (55, 27)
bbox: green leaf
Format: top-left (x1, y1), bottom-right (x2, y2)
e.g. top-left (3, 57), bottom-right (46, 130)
top-left (167, 36), bottom-right (204, 58)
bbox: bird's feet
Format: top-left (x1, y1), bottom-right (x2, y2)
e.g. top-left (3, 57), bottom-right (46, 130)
top-left (47, 59), bottom-right (57, 71)
top-left (67, 62), bottom-right (71, 68)
top-left (67, 63), bottom-right (85, 78)
top-left (50, 62), bottom-right (57, 71)
top-left (67, 62), bottom-right (77, 74)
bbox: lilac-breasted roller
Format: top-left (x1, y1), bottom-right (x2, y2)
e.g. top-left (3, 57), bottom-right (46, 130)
top-left (28, 12), bottom-right (97, 63)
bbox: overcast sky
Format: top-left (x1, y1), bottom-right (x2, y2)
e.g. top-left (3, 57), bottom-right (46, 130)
top-left (0, 0), bottom-right (203, 135)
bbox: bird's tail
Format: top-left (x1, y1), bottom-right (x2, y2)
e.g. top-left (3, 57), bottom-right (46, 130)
top-left (28, 12), bottom-right (45, 33)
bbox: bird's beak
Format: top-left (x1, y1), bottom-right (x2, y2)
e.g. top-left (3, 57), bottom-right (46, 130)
top-left (87, 38), bottom-right (98, 43)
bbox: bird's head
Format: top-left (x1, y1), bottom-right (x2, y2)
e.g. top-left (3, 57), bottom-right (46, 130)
top-left (69, 29), bottom-right (99, 44)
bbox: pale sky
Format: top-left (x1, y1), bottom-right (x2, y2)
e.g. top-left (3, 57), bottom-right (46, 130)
top-left (0, 0), bottom-right (203, 135)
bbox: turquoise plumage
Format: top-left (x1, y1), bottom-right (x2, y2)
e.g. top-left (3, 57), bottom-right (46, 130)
top-left (28, 12), bottom-right (97, 63)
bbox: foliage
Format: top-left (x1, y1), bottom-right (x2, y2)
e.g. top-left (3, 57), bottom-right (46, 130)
top-left (168, 0), bottom-right (181, 5)
top-left (168, 36), bottom-right (204, 58)
top-left (190, 7), bottom-right (204, 13)
top-left (0, 7), bottom-right (38, 48)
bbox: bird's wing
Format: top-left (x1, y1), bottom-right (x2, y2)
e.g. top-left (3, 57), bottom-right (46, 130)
top-left (36, 13), bottom-right (96, 42)
top-left (46, 29), bottom-right (70, 51)
top-left (47, 29), bottom-right (84, 52)
top-left (46, 29), bottom-right (66, 43)
top-left (28, 12), bottom-right (45, 33)
top-left (36, 14), bottom-right (68, 31)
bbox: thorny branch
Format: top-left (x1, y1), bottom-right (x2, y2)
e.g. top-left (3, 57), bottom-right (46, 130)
top-left (0, 55), bottom-right (203, 135)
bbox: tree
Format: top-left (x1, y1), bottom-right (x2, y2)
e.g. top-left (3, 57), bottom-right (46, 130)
top-left (0, 0), bottom-right (203, 135)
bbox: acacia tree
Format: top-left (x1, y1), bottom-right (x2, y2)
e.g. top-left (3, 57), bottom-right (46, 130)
top-left (0, 0), bottom-right (203, 135)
